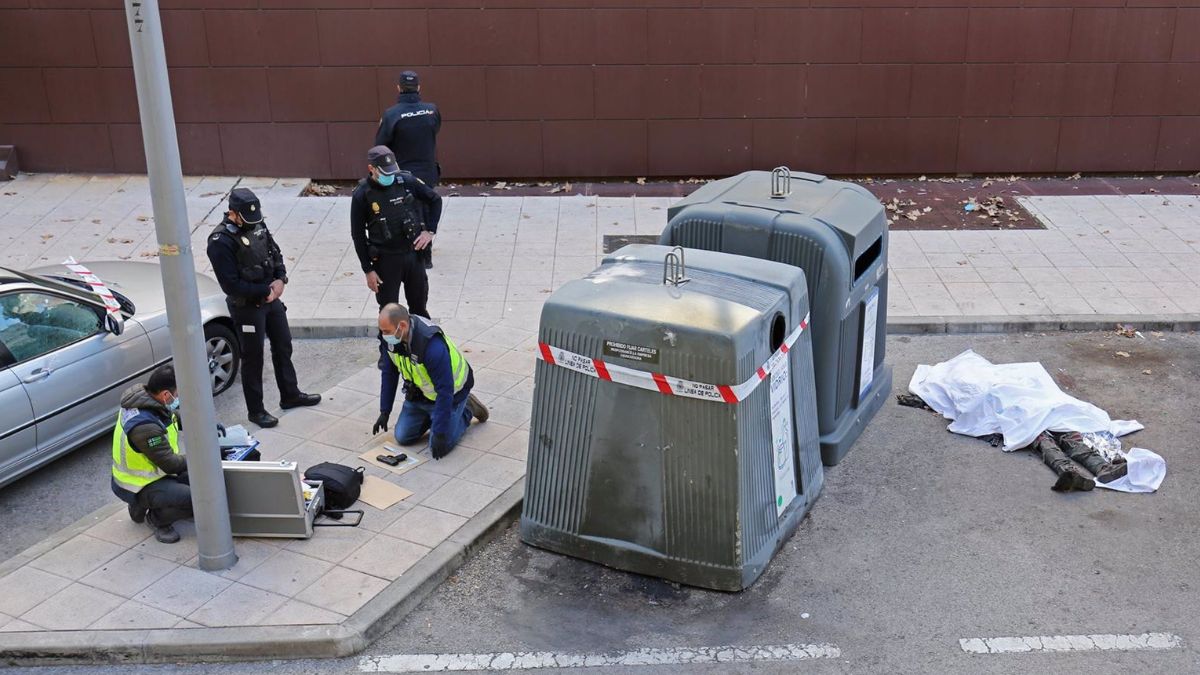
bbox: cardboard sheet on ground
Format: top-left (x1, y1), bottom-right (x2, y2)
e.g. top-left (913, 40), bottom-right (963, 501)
top-left (358, 475), bottom-right (412, 510)
top-left (909, 349), bottom-right (1166, 493)
top-left (358, 445), bottom-right (426, 476)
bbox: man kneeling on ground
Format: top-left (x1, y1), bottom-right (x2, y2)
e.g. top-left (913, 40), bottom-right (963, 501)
top-left (111, 365), bottom-right (191, 544)
top-left (371, 303), bottom-right (488, 459)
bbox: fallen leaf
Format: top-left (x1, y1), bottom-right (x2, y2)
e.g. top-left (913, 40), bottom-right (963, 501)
top-left (1067, 172), bottom-right (1081, 180)
top-left (1114, 351), bottom-right (1130, 358)
top-left (1115, 323), bottom-right (1136, 338)
top-left (636, 177), bottom-right (647, 185)
top-left (1142, 369), bottom-right (1152, 375)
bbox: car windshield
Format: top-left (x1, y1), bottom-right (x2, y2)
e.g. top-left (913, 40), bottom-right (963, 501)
top-left (43, 275), bottom-right (137, 315)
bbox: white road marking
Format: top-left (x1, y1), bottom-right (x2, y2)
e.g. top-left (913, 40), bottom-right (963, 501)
top-left (959, 632), bottom-right (1183, 655)
top-left (359, 643), bottom-right (841, 672)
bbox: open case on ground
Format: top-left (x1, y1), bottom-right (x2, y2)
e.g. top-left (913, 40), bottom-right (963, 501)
top-left (222, 460), bottom-right (361, 538)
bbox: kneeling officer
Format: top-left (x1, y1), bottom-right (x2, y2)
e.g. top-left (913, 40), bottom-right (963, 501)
top-left (373, 303), bottom-right (488, 459)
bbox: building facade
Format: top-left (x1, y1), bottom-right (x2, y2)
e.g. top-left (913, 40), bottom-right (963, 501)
top-left (0, 1), bottom-right (1196, 178)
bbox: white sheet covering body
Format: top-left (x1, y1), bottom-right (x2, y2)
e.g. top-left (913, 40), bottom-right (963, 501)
top-left (909, 349), bottom-right (1165, 493)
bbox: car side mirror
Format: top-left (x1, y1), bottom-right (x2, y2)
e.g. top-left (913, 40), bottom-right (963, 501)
top-left (104, 312), bottom-right (124, 336)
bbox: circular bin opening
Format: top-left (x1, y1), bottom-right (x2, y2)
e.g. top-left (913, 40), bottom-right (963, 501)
top-left (770, 313), bottom-right (786, 352)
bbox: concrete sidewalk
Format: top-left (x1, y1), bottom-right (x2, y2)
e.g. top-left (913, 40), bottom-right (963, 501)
top-left (0, 319), bottom-right (535, 663)
top-left (2, 173), bottom-right (1200, 332)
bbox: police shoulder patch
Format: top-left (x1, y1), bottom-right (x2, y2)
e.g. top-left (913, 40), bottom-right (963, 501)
top-left (147, 436), bottom-right (163, 447)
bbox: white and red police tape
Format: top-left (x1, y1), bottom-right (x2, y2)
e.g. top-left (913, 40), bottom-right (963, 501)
top-left (536, 314), bottom-right (809, 404)
top-left (62, 257), bottom-right (122, 315)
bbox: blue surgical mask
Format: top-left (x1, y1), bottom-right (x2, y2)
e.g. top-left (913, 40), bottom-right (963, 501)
top-left (376, 173), bottom-right (396, 187)
top-left (166, 395), bottom-right (180, 412)
top-left (382, 333), bottom-right (401, 346)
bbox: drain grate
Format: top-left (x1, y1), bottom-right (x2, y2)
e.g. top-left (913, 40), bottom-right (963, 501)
top-left (602, 234), bottom-right (661, 254)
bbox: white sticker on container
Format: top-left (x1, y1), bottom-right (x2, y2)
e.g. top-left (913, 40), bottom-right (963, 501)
top-left (859, 288), bottom-right (880, 400)
top-left (769, 355), bottom-right (797, 518)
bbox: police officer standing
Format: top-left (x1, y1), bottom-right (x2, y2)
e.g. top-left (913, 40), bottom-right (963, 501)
top-left (351, 146), bottom-right (441, 331)
top-left (207, 187), bottom-right (319, 428)
top-left (375, 70), bottom-right (440, 269)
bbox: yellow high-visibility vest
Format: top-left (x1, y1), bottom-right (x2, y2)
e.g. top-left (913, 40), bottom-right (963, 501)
top-left (111, 409), bottom-right (180, 493)
top-left (390, 334), bottom-right (469, 401)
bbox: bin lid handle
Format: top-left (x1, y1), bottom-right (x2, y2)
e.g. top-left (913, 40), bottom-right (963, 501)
top-left (770, 166), bottom-right (791, 199)
top-left (663, 246), bottom-right (690, 286)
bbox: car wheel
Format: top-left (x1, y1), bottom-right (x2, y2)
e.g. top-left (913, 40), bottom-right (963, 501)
top-left (204, 322), bottom-right (240, 396)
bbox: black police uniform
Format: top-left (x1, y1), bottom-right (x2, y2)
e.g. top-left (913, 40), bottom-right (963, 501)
top-left (376, 90), bottom-right (441, 268)
top-left (206, 216), bottom-right (302, 417)
top-left (350, 171), bottom-right (441, 318)
top-left (375, 91), bottom-right (441, 187)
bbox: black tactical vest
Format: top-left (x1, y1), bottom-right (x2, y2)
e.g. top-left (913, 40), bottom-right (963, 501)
top-left (363, 179), bottom-right (423, 249)
top-left (213, 223), bottom-right (275, 283)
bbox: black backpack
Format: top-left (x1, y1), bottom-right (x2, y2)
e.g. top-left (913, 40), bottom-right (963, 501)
top-left (304, 463), bottom-right (364, 511)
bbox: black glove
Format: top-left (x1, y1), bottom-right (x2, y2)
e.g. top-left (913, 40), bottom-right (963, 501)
top-left (430, 433), bottom-right (451, 459)
top-left (372, 411), bottom-right (390, 435)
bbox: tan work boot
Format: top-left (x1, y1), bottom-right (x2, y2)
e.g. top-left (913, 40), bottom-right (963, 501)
top-left (467, 394), bottom-right (489, 423)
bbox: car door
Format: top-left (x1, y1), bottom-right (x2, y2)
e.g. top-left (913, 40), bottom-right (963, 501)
top-left (0, 366), bottom-right (37, 488)
top-left (0, 289), bottom-right (152, 461)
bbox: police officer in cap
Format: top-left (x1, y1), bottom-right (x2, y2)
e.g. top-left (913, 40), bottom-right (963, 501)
top-left (376, 70), bottom-right (440, 269)
top-left (351, 146), bottom-right (441, 364)
top-left (207, 187), bottom-right (320, 428)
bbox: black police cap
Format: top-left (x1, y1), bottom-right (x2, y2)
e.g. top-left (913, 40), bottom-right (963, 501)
top-left (228, 187), bottom-right (263, 224)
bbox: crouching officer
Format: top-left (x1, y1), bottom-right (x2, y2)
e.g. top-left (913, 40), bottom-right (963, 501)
top-left (372, 303), bottom-right (488, 459)
top-left (351, 146), bottom-right (441, 360)
top-left (207, 187), bottom-right (319, 428)
top-left (111, 365), bottom-right (190, 544)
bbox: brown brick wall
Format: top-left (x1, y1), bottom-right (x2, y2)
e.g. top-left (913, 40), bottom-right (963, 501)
top-left (0, 1), bottom-right (1197, 178)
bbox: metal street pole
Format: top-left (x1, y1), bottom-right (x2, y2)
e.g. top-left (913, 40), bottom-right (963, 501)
top-left (124, 0), bottom-right (236, 570)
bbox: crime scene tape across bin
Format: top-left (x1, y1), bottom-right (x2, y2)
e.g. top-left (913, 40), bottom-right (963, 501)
top-left (536, 313), bottom-right (810, 404)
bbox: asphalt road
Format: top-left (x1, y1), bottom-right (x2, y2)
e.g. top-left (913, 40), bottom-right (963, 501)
top-left (0, 337), bottom-right (376, 565)
top-left (10, 331), bottom-right (1200, 674)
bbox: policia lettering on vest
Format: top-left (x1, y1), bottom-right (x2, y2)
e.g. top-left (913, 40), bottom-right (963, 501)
top-left (110, 365), bottom-right (192, 544)
top-left (373, 303), bottom-right (488, 459)
top-left (206, 187), bottom-right (321, 429)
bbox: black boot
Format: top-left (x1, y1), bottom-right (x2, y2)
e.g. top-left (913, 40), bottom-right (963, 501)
top-left (249, 410), bottom-right (279, 428)
top-left (280, 393), bottom-right (321, 409)
top-left (1052, 466), bottom-right (1095, 492)
top-left (128, 501), bottom-right (147, 524)
top-left (146, 512), bottom-right (181, 544)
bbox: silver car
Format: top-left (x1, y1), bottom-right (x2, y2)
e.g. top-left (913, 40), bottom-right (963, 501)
top-left (0, 262), bottom-right (240, 488)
